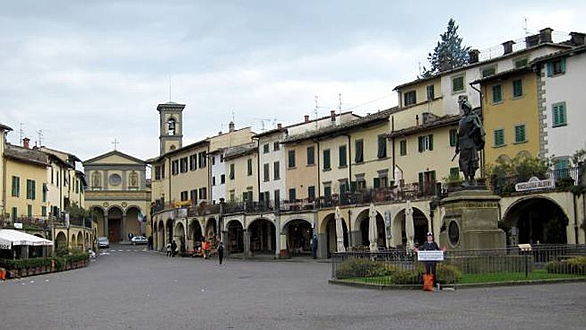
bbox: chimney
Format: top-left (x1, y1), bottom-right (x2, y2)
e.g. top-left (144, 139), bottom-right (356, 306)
top-left (304, 115), bottom-right (310, 123)
top-left (539, 27), bottom-right (553, 44)
top-left (570, 32), bottom-right (586, 46)
top-left (525, 34), bottom-right (540, 48)
top-left (277, 123), bottom-right (282, 129)
top-left (502, 40), bottom-right (515, 55)
top-left (22, 137), bottom-right (30, 149)
top-left (228, 121), bottom-right (235, 132)
top-left (330, 110), bottom-right (336, 122)
top-left (468, 49), bottom-right (480, 64)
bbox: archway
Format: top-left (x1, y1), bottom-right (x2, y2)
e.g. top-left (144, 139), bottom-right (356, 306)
top-left (77, 232), bottom-right (83, 250)
top-left (107, 206), bottom-right (123, 243)
top-left (503, 197), bottom-right (568, 245)
top-left (165, 219), bottom-right (174, 246)
top-left (248, 219), bottom-right (276, 254)
top-left (205, 218), bottom-right (217, 240)
top-left (157, 220), bottom-right (165, 251)
top-left (91, 207), bottom-right (106, 237)
top-left (283, 219), bottom-right (313, 256)
top-left (55, 232), bottom-right (67, 251)
top-left (392, 207), bottom-right (429, 248)
top-left (126, 207), bottom-right (143, 237)
top-left (190, 220), bottom-right (203, 251)
top-left (320, 213), bottom-right (349, 258)
top-left (226, 220), bottom-right (244, 253)
top-left (355, 209), bottom-right (387, 248)
top-left (71, 234), bottom-right (77, 250)
top-left (174, 222), bottom-right (186, 253)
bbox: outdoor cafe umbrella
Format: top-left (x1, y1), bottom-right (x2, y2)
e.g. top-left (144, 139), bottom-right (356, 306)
top-left (335, 206), bottom-right (346, 252)
top-left (368, 203), bottom-right (378, 252)
top-left (405, 200), bottom-right (415, 251)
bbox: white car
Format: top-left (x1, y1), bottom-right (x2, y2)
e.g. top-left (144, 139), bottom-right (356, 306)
top-left (130, 236), bottom-right (147, 245)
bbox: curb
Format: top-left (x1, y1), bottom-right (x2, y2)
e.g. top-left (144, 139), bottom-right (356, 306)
top-left (328, 277), bottom-right (586, 290)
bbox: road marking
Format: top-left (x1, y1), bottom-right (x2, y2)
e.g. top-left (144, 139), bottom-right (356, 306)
top-left (118, 249), bottom-right (123, 251)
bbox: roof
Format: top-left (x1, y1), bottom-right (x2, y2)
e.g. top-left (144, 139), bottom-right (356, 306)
top-left (387, 114), bottom-right (461, 138)
top-left (148, 139), bottom-right (210, 163)
top-left (0, 123), bottom-right (12, 131)
top-left (393, 43), bottom-right (571, 91)
top-left (470, 66), bottom-right (533, 84)
top-left (252, 127), bottom-right (288, 139)
top-left (253, 111), bottom-right (359, 139)
top-left (531, 44), bottom-right (586, 64)
top-left (38, 146), bottom-right (82, 163)
top-left (282, 107), bottom-right (398, 144)
top-left (4, 144), bottom-right (49, 167)
top-left (223, 142), bottom-right (257, 161)
top-left (84, 150), bottom-right (146, 165)
top-left (156, 102), bottom-right (185, 111)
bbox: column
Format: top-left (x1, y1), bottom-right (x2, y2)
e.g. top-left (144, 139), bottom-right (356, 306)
top-left (104, 215), bottom-right (109, 239)
top-left (274, 217), bottom-right (281, 259)
top-left (122, 214), bottom-right (127, 242)
top-left (221, 230), bottom-right (229, 256)
top-left (243, 229), bottom-right (250, 259)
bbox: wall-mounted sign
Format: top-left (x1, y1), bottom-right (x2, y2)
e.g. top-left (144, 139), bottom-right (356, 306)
top-left (515, 176), bottom-right (555, 192)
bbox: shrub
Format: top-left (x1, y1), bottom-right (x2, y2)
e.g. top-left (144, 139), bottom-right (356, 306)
top-left (336, 258), bottom-right (397, 279)
top-left (437, 263), bottom-right (463, 284)
top-left (391, 268), bottom-right (421, 284)
top-left (546, 256), bottom-right (586, 274)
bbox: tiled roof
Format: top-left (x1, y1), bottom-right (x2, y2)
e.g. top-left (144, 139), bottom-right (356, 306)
top-left (223, 143), bottom-right (257, 161)
top-left (0, 123), bottom-right (12, 131)
top-left (282, 107), bottom-right (398, 144)
top-left (530, 44), bottom-right (586, 64)
top-left (387, 114), bottom-right (460, 138)
top-left (5, 144), bottom-right (49, 167)
top-left (470, 67), bottom-right (532, 84)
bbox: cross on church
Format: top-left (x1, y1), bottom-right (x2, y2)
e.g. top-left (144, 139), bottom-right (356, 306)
top-left (112, 138), bottom-right (120, 150)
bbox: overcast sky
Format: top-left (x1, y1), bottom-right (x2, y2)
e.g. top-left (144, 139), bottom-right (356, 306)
top-left (1, 1), bottom-right (585, 162)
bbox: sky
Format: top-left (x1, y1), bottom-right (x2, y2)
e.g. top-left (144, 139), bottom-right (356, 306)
top-left (1, 0), bottom-right (585, 162)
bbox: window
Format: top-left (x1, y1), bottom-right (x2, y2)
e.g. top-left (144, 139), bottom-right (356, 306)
top-left (481, 66), bottom-right (496, 77)
top-left (494, 129), bottom-right (505, 147)
top-left (273, 161), bottom-right (280, 180)
top-left (221, 174), bottom-right (226, 184)
top-left (426, 85), bottom-right (435, 101)
top-left (452, 75), bottom-right (464, 93)
top-left (42, 183), bottom-right (47, 202)
top-left (229, 164), bottom-right (235, 180)
top-left (172, 160), bottom-right (179, 175)
top-left (273, 141), bottom-right (280, 151)
top-left (515, 124), bottom-right (526, 143)
top-left (263, 163), bottom-right (270, 182)
top-left (167, 118), bottom-right (176, 135)
top-left (263, 144), bottom-right (270, 153)
top-left (450, 167), bottom-right (460, 178)
top-left (212, 176), bottom-right (216, 186)
top-left (492, 84), bottom-right (502, 103)
top-left (339, 145), bottom-right (347, 167)
top-left (514, 58), bottom-right (528, 68)
top-left (323, 149), bottom-right (331, 170)
top-left (198, 188), bottom-right (207, 200)
top-left (355, 139), bottom-right (364, 163)
top-left (306, 146), bottom-right (315, 165)
top-left (26, 179), bottom-right (36, 200)
top-left (247, 158), bottom-right (253, 176)
top-left (400, 140), bottom-right (407, 156)
top-left (180, 157), bottom-right (188, 173)
top-left (324, 185), bottom-right (332, 199)
top-left (41, 206), bottom-right (47, 217)
top-left (190, 154), bottom-right (197, 171)
top-left (190, 189), bottom-right (197, 202)
top-left (288, 150), bottom-right (296, 168)
top-left (417, 135), bottom-right (434, 152)
top-left (229, 190), bottom-right (235, 202)
top-left (510, 79), bottom-right (523, 98)
top-left (552, 102), bottom-right (567, 127)
top-left (242, 191), bottom-right (252, 202)
top-left (27, 205), bottom-right (32, 217)
top-left (198, 152), bottom-right (207, 168)
top-left (377, 135), bottom-right (387, 158)
top-left (11, 176), bottom-right (20, 197)
top-left (547, 58), bottom-right (566, 76)
top-left (274, 190), bottom-right (280, 205)
top-left (288, 188), bottom-right (296, 201)
top-left (403, 90), bottom-right (416, 106)
top-left (449, 129), bottom-right (458, 147)
top-left (211, 156), bottom-right (215, 166)
top-left (11, 207), bottom-right (17, 221)
top-left (308, 186), bottom-right (316, 201)
top-left (161, 164), bottom-right (165, 179)
top-left (356, 178), bottom-right (366, 191)
top-left (180, 191), bottom-right (188, 201)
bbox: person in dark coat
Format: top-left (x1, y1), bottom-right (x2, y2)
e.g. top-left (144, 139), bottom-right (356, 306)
top-left (171, 240), bottom-right (177, 257)
top-left (417, 232), bottom-right (444, 287)
top-left (217, 242), bottom-right (224, 265)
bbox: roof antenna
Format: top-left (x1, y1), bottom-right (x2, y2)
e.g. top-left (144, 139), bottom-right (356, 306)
top-left (314, 96), bottom-right (319, 128)
top-left (523, 17), bottom-right (529, 36)
top-left (19, 123), bottom-right (24, 143)
top-left (338, 93), bottom-right (342, 115)
top-left (37, 129), bottom-right (43, 147)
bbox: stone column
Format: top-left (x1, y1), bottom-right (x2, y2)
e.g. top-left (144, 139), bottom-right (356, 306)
top-left (243, 229), bottom-right (250, 259)
top-left (274, 217), bottom-right (281, 259)
top-left (104, 215), bottom-right (109, 239)
top-left (221, 230), bottom-right (229, 256)
top-left (317, 233), bottom-right (328, 259)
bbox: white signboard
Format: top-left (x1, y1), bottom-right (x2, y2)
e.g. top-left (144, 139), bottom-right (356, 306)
top-left (13, 223), bottom-right (23, 229)
top-left (515, 176), bottom-right (555, 192)
top-left (417, 250), bottom-right (445, 261)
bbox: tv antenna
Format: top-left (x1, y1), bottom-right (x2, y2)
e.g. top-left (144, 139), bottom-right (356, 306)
top-left (338, 93), bottom-right (342, 115)
top-left (314, 96), bottom-right (319, 128)
top-left (19, 123), bottom-right (24, 142)
top-left (523, 17), bottom-right (529, 36)
top-left (37, 129), bottom-right (44, 147)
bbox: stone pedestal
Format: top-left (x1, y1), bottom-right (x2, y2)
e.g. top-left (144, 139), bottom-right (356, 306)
top-left (439, 189), bottom-right (506, 250)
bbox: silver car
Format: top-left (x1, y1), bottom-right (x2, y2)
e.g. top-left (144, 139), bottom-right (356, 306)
top-left (97, 237), bottom-right (110, 248)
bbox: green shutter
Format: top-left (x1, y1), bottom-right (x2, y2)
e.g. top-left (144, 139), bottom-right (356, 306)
top-left (418, 136), bottom-right (423, 152)
top-left (428, 135), bottom-right (434, 151)
top-left (418, 173), bottom-right (424, 189)
top-left (560, 58), bottom-right (566, 73)
top-left (431, 171), bottom-right (436, 183)
top-left (355, 140), bottom-right (363, 163)
top-left (377, 135), bottom-right (387, 158)
top-left (547, 62), bottom-right (553, 77)
top-left (513, 80), bottom-right (523, 97)
top-left (339, 145), bottom-right (347, 167)
top-left (373, 177), bottom-right (380, 189)
top-left (323, 149), bottom-right (331, 169)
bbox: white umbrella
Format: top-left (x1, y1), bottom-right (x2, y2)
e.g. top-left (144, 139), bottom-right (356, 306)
top-left (368, 203), bottom-right (378, 252)
top-left (335, 207), bottom-right (346, 252)
top-left (405, 201), bottom-right (415, 251)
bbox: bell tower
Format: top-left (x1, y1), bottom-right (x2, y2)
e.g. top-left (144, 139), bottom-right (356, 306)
top-left (157, 102), bottom-right (185, 155)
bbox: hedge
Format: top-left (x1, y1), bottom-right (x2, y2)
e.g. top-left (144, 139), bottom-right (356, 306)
top-left (546, 256), bottom-right (586, 275)
top-left (0, 252), bottom-right (89, 272)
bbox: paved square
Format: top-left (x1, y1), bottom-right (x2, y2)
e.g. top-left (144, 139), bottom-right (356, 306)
top-left (1, 246), bottom-right (585, 329)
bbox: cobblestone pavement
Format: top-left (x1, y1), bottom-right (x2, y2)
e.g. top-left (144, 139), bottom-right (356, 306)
top-left (1, 245), bottom-right (585, 329)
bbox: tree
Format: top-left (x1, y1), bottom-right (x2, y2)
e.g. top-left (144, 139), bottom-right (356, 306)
top-left (421, 19), bottom-right (470, 78)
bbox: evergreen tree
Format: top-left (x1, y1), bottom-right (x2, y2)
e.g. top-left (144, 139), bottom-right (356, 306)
top-left (421, 19), bottom-right (470, 78)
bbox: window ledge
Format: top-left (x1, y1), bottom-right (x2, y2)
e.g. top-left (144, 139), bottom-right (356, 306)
top-left (338, 165), bottom-right (348, 169)
top-left (306, 164), bottom-right (316, 167)
top-left (287, 167), bottom-right (297, 170)
top-left (513, 140), bottom-right (528, 145)
top-left (492, 100), bottom-right (503, 105)
top-left (323, 168), bottom-right (332, 172)
top-left (552, 123), bottom-right (567, 128)
top-left (512, 95), bottom-right (524, 100)
top-left (493, 144), bottom-right (507, 148)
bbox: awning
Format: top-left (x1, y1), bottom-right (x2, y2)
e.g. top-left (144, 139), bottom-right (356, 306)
top-left (0, 229), bottom-right (53, 249)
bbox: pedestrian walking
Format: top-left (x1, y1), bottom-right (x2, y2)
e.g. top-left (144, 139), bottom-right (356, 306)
top-left (217, 242), bottom-right (224, 265)
top-left (166, 242), bottom-right (172, 257)
top-left (171, 240), bottom-right (178, 257)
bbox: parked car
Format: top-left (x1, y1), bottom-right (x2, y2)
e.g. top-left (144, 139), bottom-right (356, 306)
top-left (130, 236), bottom-right (147, 245)
top-left (97, 237), bottom-right (110, 249)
